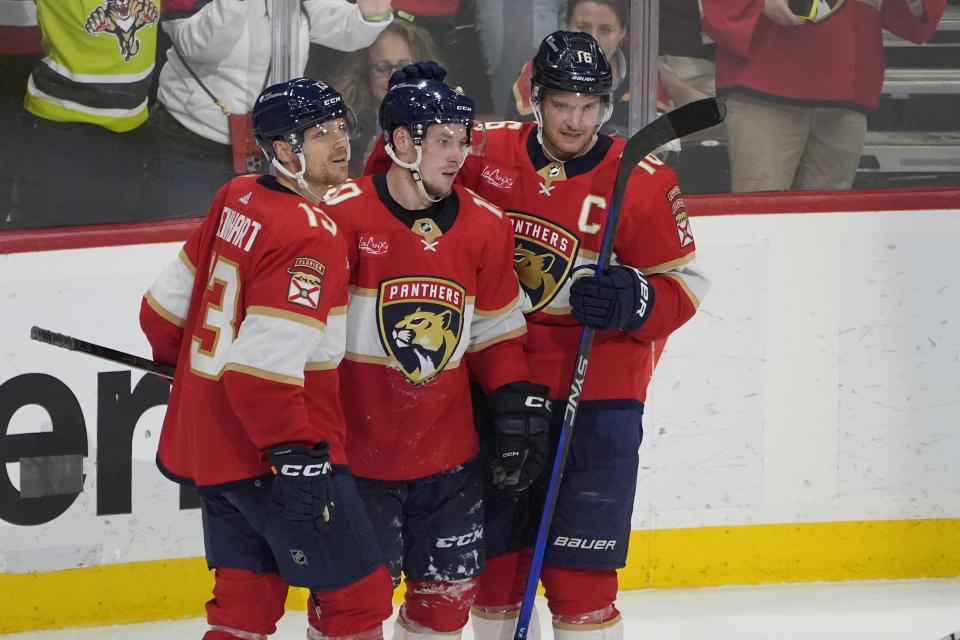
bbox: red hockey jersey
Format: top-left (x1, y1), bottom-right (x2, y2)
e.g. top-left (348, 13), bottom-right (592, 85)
top-left (140, 175), bottom-right (350, 490)
top-left (457, 121), bottom-right (710, 403)
top-left (321, 175), bottom-right (531, 481)
top-left (703, 0), bottom-right (945, 110)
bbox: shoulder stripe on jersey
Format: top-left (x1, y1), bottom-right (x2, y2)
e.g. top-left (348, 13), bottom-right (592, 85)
top-left (247, 305), bottom-right (327, 332)
top-left (223, 362), bottom-right (304, 386)
top-left (329, 305), bottom-right (348, 316)
top-left (144, 291), bottom-right (186, 327)
top-left (348, 285), bottom-right (377, 298)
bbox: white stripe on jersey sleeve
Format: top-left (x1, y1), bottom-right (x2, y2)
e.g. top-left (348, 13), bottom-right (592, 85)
top-left (307, 306), bottom-right (346, 368)
top-left (467, 292), bottom-right (528, 352)
top-left (658, 256), bottom-right (711, 309)
top-left (145, 249), bottom-right (195, 326)
top-left (225, 312), bottom-right (326, 384)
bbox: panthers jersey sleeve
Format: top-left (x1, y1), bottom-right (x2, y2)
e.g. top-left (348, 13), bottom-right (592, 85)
top-left (612, 157), bottom-right (711, 343)
top-left (221, 219), bottom-right (349, 455)
top-left (461, 187), bottom-right (531, 393)
top-left (140, 205), bottom-right (207, 365)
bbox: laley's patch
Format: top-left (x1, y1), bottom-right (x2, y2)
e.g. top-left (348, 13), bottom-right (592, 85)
top-left (667, 185), bottom-right (694, 248)
top-left (509, 212), bottom-right (579, 313)
top-left (377, 277), bottom-right (465, 385)
top-left (286, 257), bottom-right (326, 310)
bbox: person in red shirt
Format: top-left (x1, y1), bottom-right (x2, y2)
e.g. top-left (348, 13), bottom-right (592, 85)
top-left (319, 68), bottom-right (552, 640)
top-left (139, 77), bottom-right (393, 640)
top-left (702, 0), bottom-right (945, 192)
top-left (366, 32), bottom-right (712, 639)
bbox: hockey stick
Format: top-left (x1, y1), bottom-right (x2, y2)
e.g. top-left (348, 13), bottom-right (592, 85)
top-left (30, 326), bottom-right (176, 380)
top-left (512, 97), bottom-right (725, 640)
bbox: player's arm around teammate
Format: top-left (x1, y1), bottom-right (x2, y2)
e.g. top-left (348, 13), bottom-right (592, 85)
top-left (140, 78), bottom-right (393, 640)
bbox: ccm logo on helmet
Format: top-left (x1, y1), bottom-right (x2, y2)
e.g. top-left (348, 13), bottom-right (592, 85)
top-left (278, 462), bottom-right (331, 477)
top-left (552, 536), bottom-right (616, 550)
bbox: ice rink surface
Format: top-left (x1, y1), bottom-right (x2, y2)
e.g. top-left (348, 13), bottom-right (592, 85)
top-left (7, 577), bottom-right (960, 639)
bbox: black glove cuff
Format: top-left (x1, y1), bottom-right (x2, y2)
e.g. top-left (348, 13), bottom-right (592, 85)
top-left (489, 381), bottom-right (552, 435)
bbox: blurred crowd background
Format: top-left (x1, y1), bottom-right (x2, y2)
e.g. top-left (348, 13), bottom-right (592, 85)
top-left (1, 0), bottom-right (958, 230)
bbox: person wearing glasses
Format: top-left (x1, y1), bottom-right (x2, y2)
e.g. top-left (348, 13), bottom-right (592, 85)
top-left (138, 0), bottom-right (394, 222)
top-left (333, 18), bottom-right (444, 175)
top-left (702, 0), bottom-right (945, 192)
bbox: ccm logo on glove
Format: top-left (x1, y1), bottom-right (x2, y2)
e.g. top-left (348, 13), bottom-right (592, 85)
top-left (276, 461), bottom-right (332, 477)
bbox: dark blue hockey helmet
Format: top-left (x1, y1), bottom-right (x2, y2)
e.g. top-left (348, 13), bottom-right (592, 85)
top-left (378, 78), bottom-right (477, 149)
top-left (252, 77), bottom-right (358, 159)
top-left (531, 30), bottom-right (613, 99)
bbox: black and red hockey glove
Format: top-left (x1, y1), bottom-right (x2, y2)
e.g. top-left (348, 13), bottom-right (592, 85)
top-left (267, 442), bottom-right (336, 532)
top-left (569, 265), bottom-right (655, 332)
top-left (489, 381), bottom-right (552, 493)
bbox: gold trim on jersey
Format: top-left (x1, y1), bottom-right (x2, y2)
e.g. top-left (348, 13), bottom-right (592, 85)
top-left (640, 251), bottom-right (696, 275)
top-left (178, 249), bottom-right (196, 275)
top-left (661, 272), bottom-right (702, 310)
top-left (411, 217), bottom-right (442, 244)
top-left (223, 363), bottom-right (305, 386)
top-left (537, 161), bottom-right (568, 188)
top-left (304, 361), bottom-right (337, 371)
top-left (472, 291), bottom-right (522, 317)
top-left (246, 305), bottom-right (327, 332)
top-left (144, 292), bottom-right (186, 327)
top-left (466, 326), bottom-right (527, 352)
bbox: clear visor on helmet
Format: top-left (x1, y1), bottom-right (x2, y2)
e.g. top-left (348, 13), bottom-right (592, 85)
top-left (530, 85), bottom-right (614, 133)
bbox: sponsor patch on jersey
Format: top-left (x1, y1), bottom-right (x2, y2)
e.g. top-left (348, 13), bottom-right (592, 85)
top-left (509, 212), bottom-right (580, 314)
top-left (286, 257), bottom-right (326, 310)
top-left (666, 185), bottom-right (694, 248)
top-left (376, 276), bottom-right (465, 385)
top-left (481, 164), bottom-right (516, 189)
top-left (359, 234), bottom-right (389, 255)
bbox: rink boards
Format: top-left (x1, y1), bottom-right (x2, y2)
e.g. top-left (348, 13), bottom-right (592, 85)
top-left (1, 189), bottom-right (959, 631)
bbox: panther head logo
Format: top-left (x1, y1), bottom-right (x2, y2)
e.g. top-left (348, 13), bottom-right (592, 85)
top-left (378, 277), bottom-right (465, 385)
top-left (514, 246), bottom-right (558, 299)
top-left (392, 308), bottom-right (458, 384)
top-left (509, 212), bottom-right (579, 314)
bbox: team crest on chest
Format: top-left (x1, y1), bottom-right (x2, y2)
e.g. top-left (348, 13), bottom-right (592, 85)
top-left (509, 212), bottom-right (580, 314)
top-left (377, 277), bottom-right (465, 385)
top-left (286, 257), bottom-right (326, 310)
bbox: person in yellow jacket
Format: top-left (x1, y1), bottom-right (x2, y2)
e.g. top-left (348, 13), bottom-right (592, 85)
top-left (11, 0), bottom-right (159, 228)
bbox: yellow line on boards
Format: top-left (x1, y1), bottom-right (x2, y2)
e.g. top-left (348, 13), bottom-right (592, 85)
top-left (3, 519), bottom-right (959, 633)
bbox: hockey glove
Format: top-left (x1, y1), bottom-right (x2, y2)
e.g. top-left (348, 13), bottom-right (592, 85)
top-left (569, 265), bottom-right (655, 332)
top-left (267, 442), bottom-right (336, 533)
top-left (489, 381), bottom-right (552, 493)
top-left (388, 61), bottom-right (448, 88)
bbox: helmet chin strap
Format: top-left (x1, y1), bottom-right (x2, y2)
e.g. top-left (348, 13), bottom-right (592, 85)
top-left (272, 137), bottom-right (350, 204)
top-left (385, 143), bottom-right (442, 204)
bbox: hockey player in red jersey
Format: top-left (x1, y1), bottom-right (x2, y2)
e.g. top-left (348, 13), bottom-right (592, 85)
top-left (139, 78), bottom-right (393, 640)
top-left (318, 70), bottom-right (553, 639)
top-left (366, 32), bottom-right (711, 639)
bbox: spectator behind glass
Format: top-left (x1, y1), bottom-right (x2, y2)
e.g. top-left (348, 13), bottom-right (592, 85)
top-left (505, 0), bottom-right (665, 137)
top-left (659, 0), bottom-right (715, 107)
top-left (8, 0), bottom-right (159, 229)
top-left (138, 0), bottom-right (393, 221)
top-left (703, 0), bottom-right (946, 192)
top-left (334, 17), bottom-right (443, 175)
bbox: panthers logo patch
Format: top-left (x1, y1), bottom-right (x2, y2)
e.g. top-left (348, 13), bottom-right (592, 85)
top-left (509, 212), bottom-right (579, 314)
top-left (377, 277), bottom-right (465, 385)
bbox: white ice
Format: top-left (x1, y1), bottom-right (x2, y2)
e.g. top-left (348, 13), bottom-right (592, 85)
top-left (7, 577), bottom-right (960, 639)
